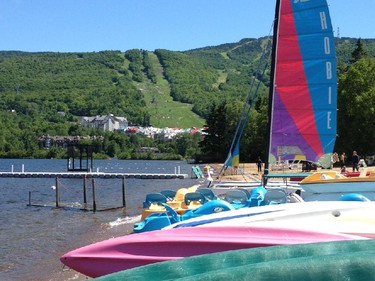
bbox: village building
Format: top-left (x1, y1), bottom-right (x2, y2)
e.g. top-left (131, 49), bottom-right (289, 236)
top-left (80, 114), bottom-right (128, 132)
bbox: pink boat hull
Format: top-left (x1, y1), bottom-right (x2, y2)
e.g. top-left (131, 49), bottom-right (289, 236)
top-left (60, 225), bottom-right (362, 278)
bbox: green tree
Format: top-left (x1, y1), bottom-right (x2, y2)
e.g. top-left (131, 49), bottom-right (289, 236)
top-left (336, 58), bottom-right (375, 155)
top-left (199, 100), bottom-right (232, 162)
top-left (175, 132), bottom-right (203, 159)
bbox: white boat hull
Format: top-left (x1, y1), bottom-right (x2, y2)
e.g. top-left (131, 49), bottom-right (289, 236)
top-left (207, 181), bottom-right (301, 195)
top-left (166, 201), bottom-right (375, 238)
top-left (299, 170), bottom-right (375, 194)
top-left (301, 181), bottom-right (375, 194)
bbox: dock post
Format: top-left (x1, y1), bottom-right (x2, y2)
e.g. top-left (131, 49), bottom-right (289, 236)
top-left (28, 191), bottom-right (31, 206)
top-left (122, 176), bottom-right (126, 208)
top-left (83, 175), bottom-right (87, 204)
top-left (92, 178), bottom-right (96, 212)
top-left (55, 177), bottom-right (59, 208)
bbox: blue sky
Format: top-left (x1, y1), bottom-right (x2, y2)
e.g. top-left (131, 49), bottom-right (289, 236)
top-left (0, 0), bottom-right (374, 52)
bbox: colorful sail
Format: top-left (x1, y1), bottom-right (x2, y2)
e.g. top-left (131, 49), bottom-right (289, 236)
top-left (224, 142), bottom-right (240, 168)
top-left (268, 0), bottom-right (337, 168)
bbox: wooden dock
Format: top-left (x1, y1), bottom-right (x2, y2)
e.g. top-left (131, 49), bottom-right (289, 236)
top-left (2, 171), bottom-right (188, 212)
top-left (0, 171), bottom-right (188, 179)
top-left (2, 162), bottom-right (190, 212)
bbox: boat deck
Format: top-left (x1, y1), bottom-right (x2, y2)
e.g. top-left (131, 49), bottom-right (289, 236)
top-left (265, 172), bottom-right (312, 179)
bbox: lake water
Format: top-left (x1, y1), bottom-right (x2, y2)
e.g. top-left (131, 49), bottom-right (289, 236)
top-left (0, 159), bottom-right (200, 281)
top-left (2, 159), bottom-right (374, 280)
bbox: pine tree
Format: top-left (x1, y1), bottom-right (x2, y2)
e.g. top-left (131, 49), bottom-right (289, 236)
top-left (351, 38), bottom-right (368, 63)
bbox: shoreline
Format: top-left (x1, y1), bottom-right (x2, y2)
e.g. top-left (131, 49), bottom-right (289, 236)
top-left (207, 163), bottom-right (375, 182)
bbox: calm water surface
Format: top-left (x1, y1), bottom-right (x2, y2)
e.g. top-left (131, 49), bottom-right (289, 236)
top-left (0, 159), bottom-right (199, 281)
top-left (2, 159), bottom-right (373, 280)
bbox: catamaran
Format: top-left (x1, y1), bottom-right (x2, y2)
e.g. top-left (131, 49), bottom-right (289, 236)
top-left (217, 0), bottom-right (338, 191)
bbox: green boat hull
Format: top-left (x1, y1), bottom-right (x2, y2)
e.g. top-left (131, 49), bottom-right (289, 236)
top-left (93, 240), bottom-right (375, 281)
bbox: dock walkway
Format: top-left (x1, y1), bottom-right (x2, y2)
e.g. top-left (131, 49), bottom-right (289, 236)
top-left (0, 171), bottom-right (188, 179)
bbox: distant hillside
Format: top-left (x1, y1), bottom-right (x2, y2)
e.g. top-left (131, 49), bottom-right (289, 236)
top-left (335, 37), bottom-right (375, 64)
top-left (0, 37), bottom-right (375, 146)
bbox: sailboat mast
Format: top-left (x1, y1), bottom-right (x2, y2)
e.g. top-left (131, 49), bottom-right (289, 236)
top-left (263, 0), bottom-right (281, 178)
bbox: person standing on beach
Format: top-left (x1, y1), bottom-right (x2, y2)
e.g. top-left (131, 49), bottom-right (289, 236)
top-left (257, 157), bottom-right (263, 173)
top-left (351, 151), bottom-right (360, 172)
top-left (340, 152), bottom-right (346, 168)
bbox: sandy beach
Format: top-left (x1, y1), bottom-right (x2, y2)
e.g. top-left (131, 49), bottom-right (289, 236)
top-left (208, 162), bottom-right (375, 182)
top-left (208, 163), bottom-right (262, 181)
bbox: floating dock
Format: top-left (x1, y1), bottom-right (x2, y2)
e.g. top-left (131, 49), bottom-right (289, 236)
top-left (0, 171), bottom-right (188, 179)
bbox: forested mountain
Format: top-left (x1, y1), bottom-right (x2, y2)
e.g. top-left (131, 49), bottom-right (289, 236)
top-left (0, 37), bottom-right (375, 160)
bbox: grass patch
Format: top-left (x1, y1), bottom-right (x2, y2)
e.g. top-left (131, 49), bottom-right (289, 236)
top-left (139, 52), bottom-right (205, 128)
